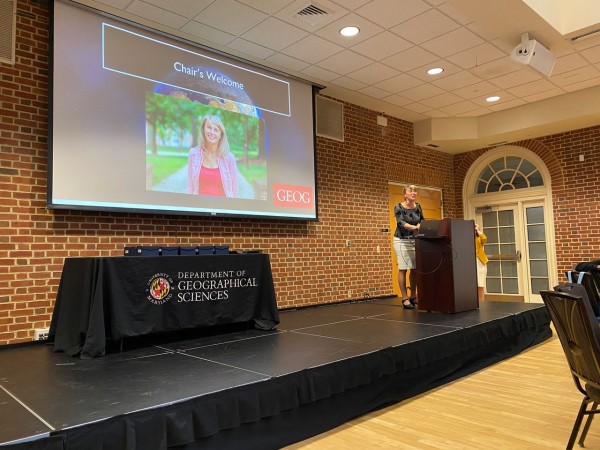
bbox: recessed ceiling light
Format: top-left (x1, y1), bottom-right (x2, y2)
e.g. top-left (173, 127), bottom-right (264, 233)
top-left (340, 26), bottom-right (359, 37)
top-left (427, 67), bottom-right (444, 75)
top-left (486, 96), bottom-right (501, 102)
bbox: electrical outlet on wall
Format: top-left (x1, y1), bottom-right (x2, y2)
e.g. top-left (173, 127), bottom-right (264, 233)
top-left (33, 328), bottom-right (49, 341)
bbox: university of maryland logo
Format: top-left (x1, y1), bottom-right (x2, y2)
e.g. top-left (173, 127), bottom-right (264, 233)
top-left (146, 273), bottom-right (174, 305)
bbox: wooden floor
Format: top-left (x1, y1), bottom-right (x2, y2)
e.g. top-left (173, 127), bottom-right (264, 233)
top-left (285, 333), bottom-right (600, 449)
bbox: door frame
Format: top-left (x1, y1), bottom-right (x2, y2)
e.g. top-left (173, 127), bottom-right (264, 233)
top-left (462, 146), bottom-right (558, 302)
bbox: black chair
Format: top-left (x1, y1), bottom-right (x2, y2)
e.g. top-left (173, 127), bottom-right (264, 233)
top-left (564, 271), bottom-right (600, 319)
top-left (540, 289), bottom-right (600, 449)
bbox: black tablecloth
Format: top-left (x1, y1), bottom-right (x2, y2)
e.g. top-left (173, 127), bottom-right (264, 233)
top-left (49, 254), bottom-right (279, 358)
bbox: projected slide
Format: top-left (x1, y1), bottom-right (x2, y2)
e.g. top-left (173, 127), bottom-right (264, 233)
top-left (49, 1), bottom-right (317, 220)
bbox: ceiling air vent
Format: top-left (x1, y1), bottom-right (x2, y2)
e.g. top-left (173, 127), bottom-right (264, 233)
top-left (293, 3), bottom-right (331, 26)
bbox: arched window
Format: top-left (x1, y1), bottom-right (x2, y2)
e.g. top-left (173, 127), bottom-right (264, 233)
top-left (476, 156), bottom-right (543, 194)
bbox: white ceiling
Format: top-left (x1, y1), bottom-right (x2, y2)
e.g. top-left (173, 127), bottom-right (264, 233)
top-left (70, 0), bottom-right (600, 153)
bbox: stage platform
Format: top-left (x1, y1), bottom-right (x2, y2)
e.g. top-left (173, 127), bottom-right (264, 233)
top-left (0, 297), bottom-right (551, 450)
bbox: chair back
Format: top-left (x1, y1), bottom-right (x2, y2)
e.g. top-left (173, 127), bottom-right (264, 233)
top-left (590, 271), bottom-right (600, 302)
top-left (540, 290), bottom-right (600, 389)
top-left (566, 271), bottom-right (600, 317)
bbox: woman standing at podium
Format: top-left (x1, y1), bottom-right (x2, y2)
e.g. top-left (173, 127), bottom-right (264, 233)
top-left (393, 184), bottom-right (424, 309)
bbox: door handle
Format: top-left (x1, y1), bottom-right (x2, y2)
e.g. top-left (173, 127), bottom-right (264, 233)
top-left (488, 250), bottom-right (521, 262)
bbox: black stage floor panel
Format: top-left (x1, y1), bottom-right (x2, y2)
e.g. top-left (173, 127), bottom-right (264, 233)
top-left (0, 299), bottom-right (551, 450)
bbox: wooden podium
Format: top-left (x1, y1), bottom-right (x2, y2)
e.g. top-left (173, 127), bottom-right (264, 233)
top-left (415, 219), bottom-right (478, 313)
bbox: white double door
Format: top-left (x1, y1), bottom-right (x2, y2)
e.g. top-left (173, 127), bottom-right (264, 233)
top-left (474, 199), bottom-right (555, 303)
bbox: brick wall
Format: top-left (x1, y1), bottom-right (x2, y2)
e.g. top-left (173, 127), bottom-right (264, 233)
top-left (453, 128), bottom-right (600, 281)
top-left (1, 0), bottom-right (599, 346)
top-left (0, 0), bottom-right (457, 344)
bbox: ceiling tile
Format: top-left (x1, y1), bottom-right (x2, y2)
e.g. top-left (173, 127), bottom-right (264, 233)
top-left (402, 83), bottom-right (445, 101)
top-left (359, 85), bottom-right (392, 99)
top-left (330, 0), bottom-right (371, 8)
top-left (282, 34), bottom-right (344, 64)
top-left (227, 38), bottom-right (276, 60)
top-left (356, 0), bottom-right (431, 29)
top-left (383, 93), bottom-right (412, 107)
top-left (447, 43), bottom-right (506, 69)
top-left (453, 80), bottom-right (505, 100)
top-left (351, 31), bottom-right (413, 60)
top-left (562, 76), bottom-right (600, 92)
top-left (487, 98), bottom-right (526, 111)
top-left (392, 9), bottom-right (460, 45)
top-left (301, 65), bottom-right (340, 82)
top-left (315, 13), bottom-right (384, 46)
top-left (180, 21), bottom-right (236, 46)
top-left (423, 0), bottom-right (445, 6)
top-left (140, 0), bottom-right (212, 17)
top-left (465, 21), bottom-right (497, 42)
top-left (436, 2), bottom-right (472, 26)
top-left (426, 109), bottom-right (452, 117)
top-left (236, 0), bottom-right (290, 14)
top-left (420, 91), bottom-right (465, 108)
top-left (458, 108), bottom-right (490, 117)
top-left (488, 68), bottom-right (543, 89)
top-left (266, 52), bottom-right (311, 72)
top-left (421, 27), bottom-right (485, 58)
top-left (489, 38), bottom-right (514, 54)
top-left (469, 56), bottom-right (522, 79)
top-left (438, 100), bottom-right (481, 115)
top-left (95, 0), bottom-right (139, 9)
top-left (382, 46), bottom-right (438, 72)
top-left (471, 90), bottom-right (516, 107)
top-left (347, 62), bottom-right (398, 85)
top-left (316, 49), bottom-right (372, 74)
top-left (408, 59), bottom-right (463, 82)
top-left (506, 79), bottom-right (556, 98)
top-left (331, 76), bottom-right (368, 90)
top-left (242, 17), bottom-right (307, 51)
top-left (548, 65), bottom-right (600, 87)
top-left (192, 0), bottom-right (268, 36)
top-left (552, 52), bottom-right (589, 75)
top-left (522, 87), bottom-right (565, 103)
top-left (580, 44), bottom-right (600, 64)
top-left (403, 101), bottom-right (432, 113)
top-left (430, 70), bottom-right (483, 90)
top-left (375, 73), bottom-right (424, 92)
top-left (125, 1), bottom-right (188, 28)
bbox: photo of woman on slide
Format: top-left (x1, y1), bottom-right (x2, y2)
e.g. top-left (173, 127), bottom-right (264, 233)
top-left (145, 91), bottom-right (267, 200)
top-left (187, 115), bottom-right (239, 197)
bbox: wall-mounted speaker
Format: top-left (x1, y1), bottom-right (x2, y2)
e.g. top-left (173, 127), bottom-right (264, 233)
top-left (316, 96), bottom-right (344, 142)
top-left (0, 0), bottom-right (16, 65)
top-left (510, 37), bottom-right (555, 77)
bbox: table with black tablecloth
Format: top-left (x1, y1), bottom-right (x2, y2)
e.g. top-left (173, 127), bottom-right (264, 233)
top-left (49, 254), bottom-right (279, 358)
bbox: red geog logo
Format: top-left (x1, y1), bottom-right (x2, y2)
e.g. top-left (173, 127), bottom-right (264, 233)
top-left (273, 183), bottom-right (314, 208)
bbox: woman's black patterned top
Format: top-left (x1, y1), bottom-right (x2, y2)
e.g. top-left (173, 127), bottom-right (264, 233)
top-left (393, 202), bottom-right (424, 239)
